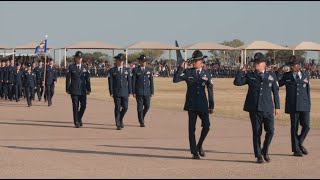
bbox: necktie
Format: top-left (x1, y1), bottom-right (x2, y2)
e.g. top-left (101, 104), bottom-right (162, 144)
top-left (259, 72), bottom-right (264, 79)
top-left (142, 67), bottom-right (145, 73)
top-left (119, 68), bottom-right (122, 74)
top-left (293, 73), bottom-right (298, 80)
top-left (197, 70), bottom-right (200, 79)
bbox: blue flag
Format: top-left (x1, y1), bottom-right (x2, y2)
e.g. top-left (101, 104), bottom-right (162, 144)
top-left (35, 39), bottom-right (47, 54)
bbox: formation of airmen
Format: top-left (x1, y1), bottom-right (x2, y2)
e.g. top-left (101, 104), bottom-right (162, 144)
top-left (0, 57), bottom-right (57, 107)
top-left (0, 49), bottom-right (312, 164)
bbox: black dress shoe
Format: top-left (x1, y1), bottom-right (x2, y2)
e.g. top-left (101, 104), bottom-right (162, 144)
top-left (121, 123), bottom-right (124, 129)
top-left (293, 151), bottom-right (303, 157)
top-left (140, 123), bottom-right (145, 127)
top-left (197, 147), bottom-right (206, 157)
top-left (75, 124), bottom-right (80, 128)
top-left (257, 156), bottom-right (264, 164)
top-left (192, 154), bottom-right (201, 160)
top-left (28, 104), bottom-right (31, 107)
top-left (116, 126), bottom-right (122, 130)
top-left (300, 146), bottom-right (308, 155)
top-left (80, 121), bottom-right (83, 127)
top-left (262, 150), bottom-right (270, 162)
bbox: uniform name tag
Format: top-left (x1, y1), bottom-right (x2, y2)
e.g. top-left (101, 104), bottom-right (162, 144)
top-left (147, 71), bottom-right (151, 75)
top-left (83, 69), bottom-right (87, 72)
top-left (303, 78), bottom-right (309, 83)
top-left (188, 77), bottom-right (194, 79)
top-left (202, 77), bottom-right (208, 81)
top-left (268, 75), bottom-right (274, 81)
top-left (286, 79), bottom-right (291, 82)
top-left (249, 78), bottom-right (256, 80)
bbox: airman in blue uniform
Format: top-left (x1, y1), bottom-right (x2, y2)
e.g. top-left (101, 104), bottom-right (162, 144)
top-left (234, 52), bottom-right (280, 164)
top-left (0, 60), bottom-right (5, 99)
top-left (108, 53), bottom-right (132, 130)
top-left (173, 50), bottom-right (214, 160)
top-left (132, 55), bottom-right (154, 127)
top-left (278, 56), bottom-right (311, 157)
top-left (23, 63), bottom-right (36, 107)
top-left (14, 63), bottom-right (23, 102)
top-left (66, 51), bottom-right (91, 128)
top-left (43, 58), bottom-right (58, 106)
top-left (34, 60), bottom-right (44, 101)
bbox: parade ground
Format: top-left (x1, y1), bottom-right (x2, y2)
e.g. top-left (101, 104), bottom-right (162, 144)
top-left (0, 78), bottom-right (319, 178)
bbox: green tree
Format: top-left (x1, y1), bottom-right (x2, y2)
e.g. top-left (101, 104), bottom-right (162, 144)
top-left (209, 39), bottom-right (245, 65)
top-left (141, 49), bottom-right (164, 62)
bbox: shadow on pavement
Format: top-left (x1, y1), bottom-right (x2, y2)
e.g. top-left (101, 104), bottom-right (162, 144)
top-left (1, 145), bottom-right (256, 164)
top-left (97, 144), bottom-right (294, 157)
top-left (0, 121), bottom-right (116, 130)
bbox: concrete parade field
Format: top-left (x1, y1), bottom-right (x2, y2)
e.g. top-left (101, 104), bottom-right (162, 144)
top-left (0, 78), bottom-right (319, 178)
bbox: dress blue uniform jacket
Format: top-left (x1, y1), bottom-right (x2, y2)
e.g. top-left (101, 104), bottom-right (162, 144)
top-left (23, 71), bottom-right (36, 88)
top-left (43, 65), bottom-right (58, 85)
top-left (4, 66), bottom-right (15, 84)
top-left (66, 64), bottom-right (91, 96)
top-left (108, 66), bottom-right (132, 97)
top-left (14, 70), bottom-right (23, 86)
top-left (173, 66), bottom-right (214, 113)
top-left (234, 70), bottom-right (280, 113)
top-left (34, 67), bottom-right (44, 84)
top-left (278, 71), bottom-right (311, 113)
top-left (132, 66), bottom-right (154, 96)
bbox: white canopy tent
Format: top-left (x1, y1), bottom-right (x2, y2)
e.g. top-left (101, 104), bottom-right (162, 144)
top-left (63, 41), bottom-right (121, 68)
top-left (238, 41), bottom-right (290, 65)
top-left (181, 42), bottom-right (238, 63)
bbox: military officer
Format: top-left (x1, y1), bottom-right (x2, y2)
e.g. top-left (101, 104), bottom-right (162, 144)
top-left (132, 54), bottom-right (154, 127)
top-left (173, 50), bottom-right (214, 160)
top-left (4, 58), bottom-right (15, 101)
top-left (66, 51), bottom-right (91, 128)
top-left (43, 58), bottom-right (58, 106)
top-left (108, 53), bottom-right (132, 130)
top-left (34, 60), bottom-right (44, 101)
top-left (14, 63), bottom-right (23, 102)
top-left (0, 60), bottom-right (5, 99)
top-left (234, 52), bottom-right (280, 164)
top-left (278, 56), bottom-right (311, 157)
top-left (23, 63), bottom-right (36, 107)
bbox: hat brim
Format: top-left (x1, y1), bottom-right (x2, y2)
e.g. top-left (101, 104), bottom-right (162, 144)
top-left (114, 56), bottom-right (126, 61)
top-left (137, 58), bottom-right (149, 61)
top-left (190, 56), bottom-right (208, 61)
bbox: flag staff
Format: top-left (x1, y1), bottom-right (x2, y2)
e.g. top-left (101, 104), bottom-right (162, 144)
top-left (42, 35), bottom-right (48, 99)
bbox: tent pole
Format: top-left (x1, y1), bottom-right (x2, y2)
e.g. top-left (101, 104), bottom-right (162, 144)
top-left (12, 48), bottom-right (15, 61)
top-left (184, 49), bottom-right (187, 61)
top-left (59, 49), bottom-right (61, 68)
top-left (244, 49), bottom-right (247, 65)
top-left (292, 50), bottom-right (295, 55)
top-left (169, 50), bottom-right (171, 68)
top-left (125, 49), bottom-right (128, 67)
top-left (64, 48), bottom-right (67, 68)
top-left (3, 49), bottom-right (6, 57)
top-left (112, 49), bottom-right (115, 57)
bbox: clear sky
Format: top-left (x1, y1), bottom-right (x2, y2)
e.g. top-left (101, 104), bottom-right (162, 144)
top-left (1, 1), bottom-right (320, 59)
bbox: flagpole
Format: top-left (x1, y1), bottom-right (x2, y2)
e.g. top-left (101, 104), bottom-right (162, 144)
top-left (43, 35), bottom-right (48, 102)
